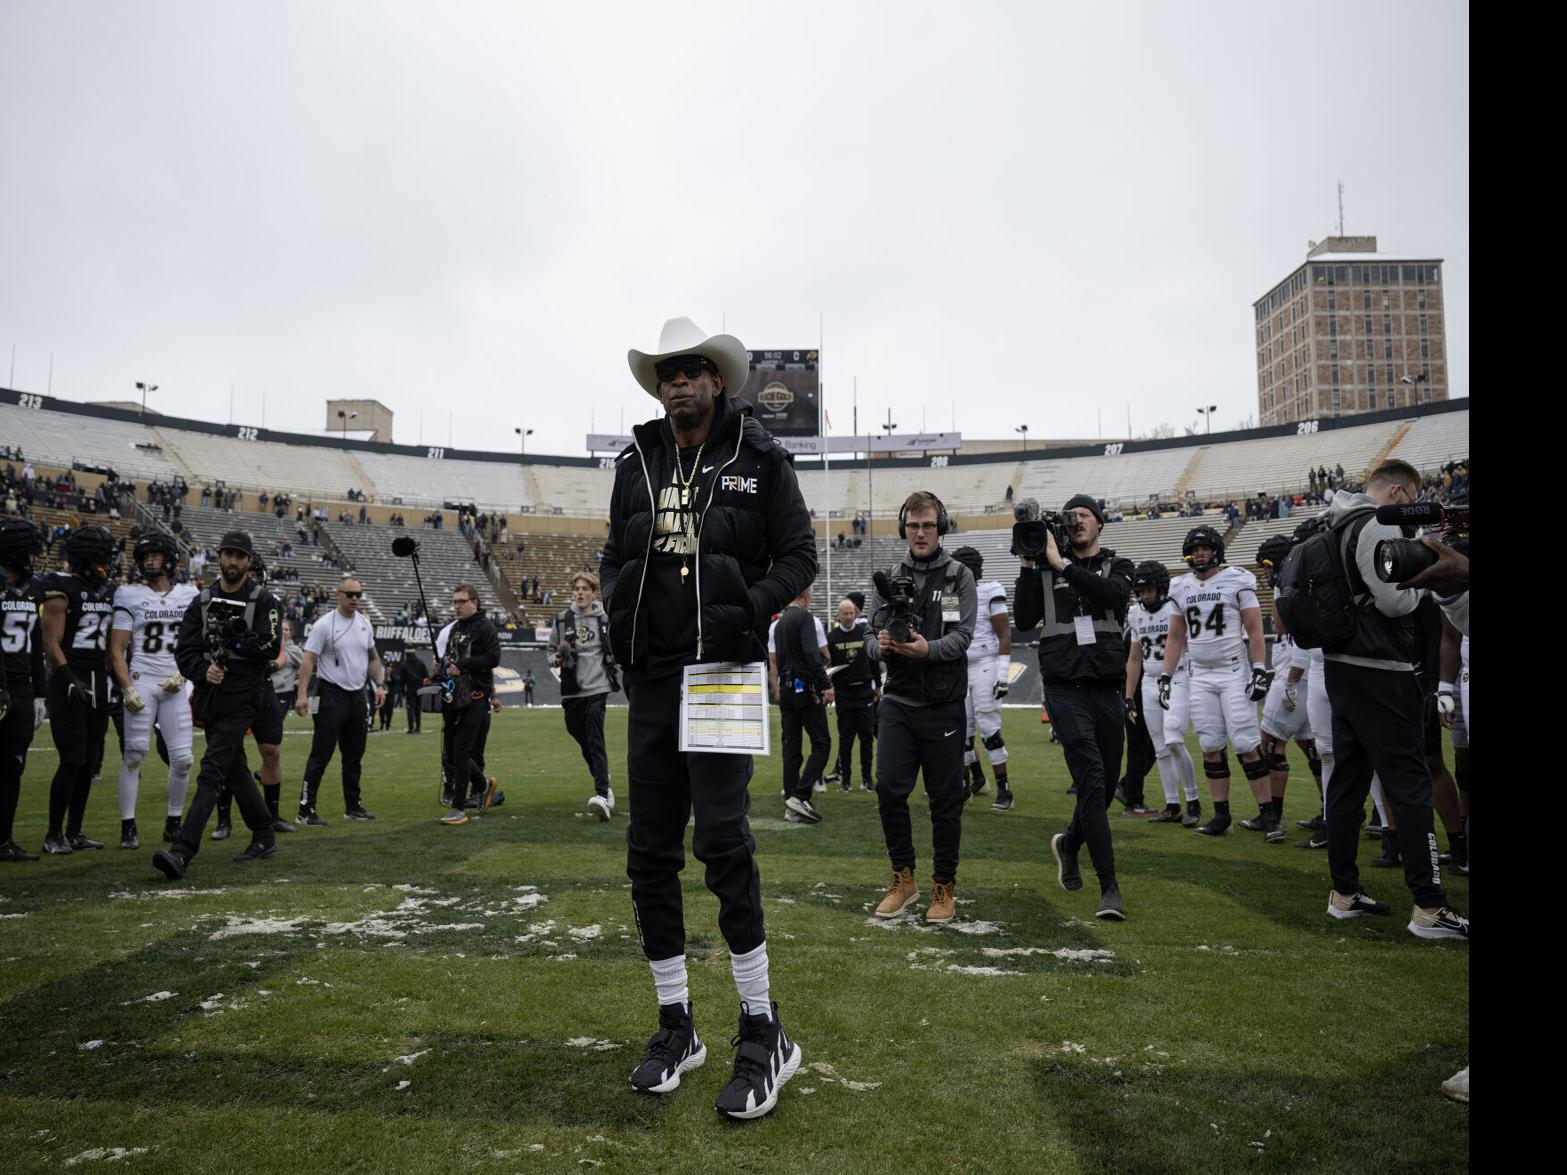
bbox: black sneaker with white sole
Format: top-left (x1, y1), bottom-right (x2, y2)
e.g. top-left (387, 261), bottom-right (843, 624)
top-left (163, 816), bottom-right (182, 842)
top-left (67, 832), bottom-right (103, 851)
top-left (1327, 890), bottom-right (1391, 919)
top-left (714, 1002), bottom-right (801, 1121)
top-left (991, 789), bottom-right (1014, 811)
top-left (783, 796), bottom-right (822, 824)
top-left (1263, 812), bottom-right (1285, 843)
top-left (630, 1001), bottom-right (706, 1095)
top-left (1297, 814), bottom-right (1325, 831)
top-left (1182, 801), bottom-right (1202, 827)
top-left (42, 833), bottom-right (73, 855)
top-left (297, 808), bottom-right (327, 828)
top-left (587, 794), bottom-right (612, 822)
top-left (120, 819), bottom-right (139, 850)
top-left (1237, 811), bottom-right (1269, 831)
top-left (151, 847), bottom-right (189, 880)
top-left (1194, 813), bottom-right (1231, 837)
top-left (1147, 804), bottom-right (1183, 823)
top-left (1408, 905), bottom-right (1469, 940)
top-left (232, 837), bottom-right (278, 863)
top-left (1295, 831), bottom-right (1329, 849)
top-left (1050, 833), bottom-right (1083, 892)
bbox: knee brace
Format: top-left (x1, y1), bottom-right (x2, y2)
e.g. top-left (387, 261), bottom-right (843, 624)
top-left (1270, 752), bottom-right (1290, 774)
top-left (1203, 758), bottom-right (1231, 780)
top-left (1242, 756), bottom-right (1272, 782)
top-left (1301, 741), bottom-right (1322, 775)
top-left (982, 731), bottom-right (1005, 752)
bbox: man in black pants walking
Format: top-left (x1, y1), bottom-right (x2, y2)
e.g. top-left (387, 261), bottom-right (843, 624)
top-left (153, 532), bottom-right (283, 879)
top-left (773, 587), bottom-right (833, 823)
top-left (0, 519), bottom-right (47, 862)
top-left (1015, 495), bottom-right (1136, 921)
top-left (294, 577), bottom-right (384, 825)
top-left (604, 316), bottom-right (816, 1120)
top-left (552, 571), bottom-right (619, 821)
top-left (1312, 460), bottom-right (1468, 939)
top-left (399, 649), bottom-right (427, 732)
top-left (826, 596), bottom-right (880, 792)
top-left (864, 491), bottom-right (976, 925)
top-left (438, 583), bottom-right (500, 825)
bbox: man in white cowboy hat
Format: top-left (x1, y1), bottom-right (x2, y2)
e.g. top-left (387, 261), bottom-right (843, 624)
top-left (602, 316), bottom-right (817, 1120)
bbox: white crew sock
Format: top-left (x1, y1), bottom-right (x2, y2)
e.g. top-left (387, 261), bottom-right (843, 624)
top-left (730, 942), bottom-right (772, 1020)
top-left (1370, 773), bottom-right (1387, 825)
top-left (648, 954), bottom-right (689, 1009)
top-left (1318, 754), bottom-right (1332, 816)
top-left (1168, 742), bottom-right (1199, 802)
top-left (1153, 750), bottom-right (1179, 806)
top-left (117, 750), bottom-right (144, 820)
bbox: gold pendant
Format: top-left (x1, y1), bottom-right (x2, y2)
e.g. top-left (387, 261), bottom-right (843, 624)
top-left (680, 488), bottom-right (690, 508)
top-left (680, 561), bottom-right (690, 583)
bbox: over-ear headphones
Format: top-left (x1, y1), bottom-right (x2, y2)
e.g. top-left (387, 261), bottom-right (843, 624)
top-left (897, 493), bottom-right (950, 540)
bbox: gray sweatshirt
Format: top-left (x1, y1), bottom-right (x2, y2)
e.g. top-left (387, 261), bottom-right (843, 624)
top-left (1324, 490), bottom-right (1420, 671)
top-left (551, 601), bottom-right (614, 698)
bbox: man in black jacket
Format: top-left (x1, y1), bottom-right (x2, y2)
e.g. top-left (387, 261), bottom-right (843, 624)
top-left (1014, 495), bottom-right (1135, 921)
top-left (773, 587), bottom-right (833, 822)
top-left (438, 584), bottom-right (501, 826)
top-left (603, 317), bottom-right (816, 1122)
top-left (826, 596), bottom-right (881, 793)
top-left (152, 531), bottom-right (283, 879)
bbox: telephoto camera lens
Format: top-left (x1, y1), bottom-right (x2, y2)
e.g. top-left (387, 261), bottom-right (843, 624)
top-left (1374, 537), bottom-right (1438, 583)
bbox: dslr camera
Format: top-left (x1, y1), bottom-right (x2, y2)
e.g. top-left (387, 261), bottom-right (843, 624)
top-left (556, 626), bottom-right (581, 696)
top-left (204, 597), bottom-right (257, 666)
top-left (1010, 497), bottom-right (1071, 561)
top-left (1373, 502), bottom-right (1470, 583)
top-left (872, 570), bottom-right (921, 644)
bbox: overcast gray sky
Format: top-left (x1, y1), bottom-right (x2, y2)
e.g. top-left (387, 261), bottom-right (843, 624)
top-left (1, 1), bottom-right (1468, 455)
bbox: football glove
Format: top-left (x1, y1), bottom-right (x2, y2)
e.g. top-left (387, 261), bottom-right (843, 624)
top-left (1156, 673), bottom-right (1172, 711)
top-left (65, 672), bottom-right (92, 706)
top-left (1282, 682), bottom-right (1298, 712)
top-left (158, 673), bottom-right (185, 694)
top-left (122, 685), bottom-right (146, 713)
top-left (993, 655), bottom-right (1010, 700)
top-left (1436, 683), bottom-right (1457, 727)
top-left (1247, 665), bottom-right (1273, 702)
top-left (1123, 694), bottom-right (1138, 723)
top-left (34, 697), bottom-right (47, 728)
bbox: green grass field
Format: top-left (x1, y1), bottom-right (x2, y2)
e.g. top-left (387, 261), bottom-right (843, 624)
top-left (0, 708), bottom-right (1468, 1174)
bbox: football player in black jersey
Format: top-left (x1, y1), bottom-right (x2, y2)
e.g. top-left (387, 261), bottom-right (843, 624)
top-left (38, 525), bottom-right (120, 854)
top-left (0, 520), bottom-right (48, 861)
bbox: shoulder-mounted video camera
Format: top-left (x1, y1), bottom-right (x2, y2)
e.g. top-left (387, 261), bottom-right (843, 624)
top-left (872, 570), bottom-right (921, 644)
top-left (204, 597), bottom-right (257, 666)
top-left (1010, 497), bottom-right (1070, 561)
top-left (1371, 501), bottom-right (1470, 583)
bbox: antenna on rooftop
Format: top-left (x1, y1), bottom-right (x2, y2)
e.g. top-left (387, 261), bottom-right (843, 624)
top-left (1337, 180), bottom-right (1345, 236)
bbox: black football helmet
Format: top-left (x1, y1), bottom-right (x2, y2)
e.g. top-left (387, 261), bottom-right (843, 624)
top-left (248, 550), bottom-right (267, 585)
top-left (1182, 525), bottom-right (1225, 573)
top-left (1131, 560), bottom-right (1170, 607)
top-left (0, 518), bottom-right (44, 576)
top-left (951, 546), bottom-right (984, 580)
top-left (1255, 535), bottom-right (1294, 587)
top-left (133, 531), bottom-right (180, 580)
top-left (64, 524), bottom-right (119, 584)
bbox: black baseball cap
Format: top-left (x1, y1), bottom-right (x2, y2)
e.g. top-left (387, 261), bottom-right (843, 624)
top-left (218, 530), bottom-right (256, 558)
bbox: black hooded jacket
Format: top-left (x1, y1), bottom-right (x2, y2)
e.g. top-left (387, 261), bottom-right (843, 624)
top-left (601, 394), bottom-right (817, 678)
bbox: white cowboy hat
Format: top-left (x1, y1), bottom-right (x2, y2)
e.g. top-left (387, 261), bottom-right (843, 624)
top-left (627, 317), bottom-right (750, 400)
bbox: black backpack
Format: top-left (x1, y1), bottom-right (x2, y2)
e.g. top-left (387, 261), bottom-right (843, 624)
top-left (1274, 508), bottom-right (1371, 652)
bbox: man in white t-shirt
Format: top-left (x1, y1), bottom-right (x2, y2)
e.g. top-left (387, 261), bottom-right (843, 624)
top-left (294, 577), bottom-right (385, 825)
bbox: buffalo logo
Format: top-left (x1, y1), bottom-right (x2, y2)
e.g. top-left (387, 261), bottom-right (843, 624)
top-left (757, 382), bottom-right (794, 412)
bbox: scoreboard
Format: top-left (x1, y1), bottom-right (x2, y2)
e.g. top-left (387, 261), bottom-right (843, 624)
top-left (741, 349), bottom-right (819, 436)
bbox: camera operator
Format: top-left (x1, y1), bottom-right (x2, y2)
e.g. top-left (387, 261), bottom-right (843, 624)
top-left (825, 596), bottom-right (881, 793)
top-left (773, 587), bottom-right (833, 822)
top-left (864, 491), bottom-right (975, 924)
top-left (438, 583), bottom-right (500, 825)
top-left (551, 571), bottom-right (620, 822)
top-left (1014, 495), bottom-right (1135, 921)
top-left (1312, 460), bottom-right (1467, 938)
top-left (294, 577), bottom-right (384, 825)
top-left (152, 532), bottom-right (282, 879)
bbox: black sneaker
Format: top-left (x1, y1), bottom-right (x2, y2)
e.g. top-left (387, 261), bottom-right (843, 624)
top-left (714, 1002), bottom-right (801, 1121)
top-left (1328, 890), bottom-right (1391, 919)
top-left (298, 808), bottom-right (327, 828)
top-left (1295, 831), bottom-right (1329, 849)
top-left (440, 792), bottom-right (453, 808)
top-left (1195, 813), bottom-right (1232, 837)
top-left (163, 816), bottom-right (181, 842)
top-left (151, 847), bottom-right (188, 880)
top-left (1095, 885), bottom-right (1126, 921)
top-left (1125, 804), bottom-right (1158, 816)
top-left (1113, 783), bottom-right (1131, 807)
top-left (822, 771), bottom-right (842, 786)
top-left (272, 816), bottom-right (298, 834)
top-left (1365, 822), bottom-right (1385, 841)
top-left (1148, 804), bottom-right (1183, 823)
top-left (783, 796), bottom-right (822, 824)
top-left (43, 832), bottom-right (73, 855)
top-left (344, 807), bottom-right (376, 821)
top-left (211, 821), bottom-right (232, 842)
top-left (629, 1002), bottom-right (706, 1094)
top-left (233, 837), bottom-right (278, 863)
top-left (1451, 861), bottom-right (1470, 877)
top-left (839, 781), bottom-right (852, 794)
top-left (1370, 843), bottom-right (1402, 869)
top-left (1182, 801), bottom-right (1202, 827)
top-left (0, 840), bottom-right (40, 862)
top-left (1296, 814), bottom-right (1325, 832)
top-left (67, 833), bottom-right (103, 851)
top-left (1237, 811), bottom-right (1270, 831)
top-left (1263, 812), bottom-right (1286, 844)
top-left (120, 819), bottom-right (140, 850)
top-left (991, 789), bottom-right (1014, 811)
top-left (1409, 905), bottom-right (1469, 940)
top-left (1050, 833), bottom-right (1083, 892)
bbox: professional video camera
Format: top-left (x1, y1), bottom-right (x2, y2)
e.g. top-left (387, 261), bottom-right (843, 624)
top-left (872, 570), bottom-right (921, 644)
top-left (557, 625), bottom-right (581, 696)
top-left (1371, 501), bottom-right (1470, 583)
top-left (204, 597), bottom-right (257, 666)
top-left (1010, 497), bottom-right (1071, 561)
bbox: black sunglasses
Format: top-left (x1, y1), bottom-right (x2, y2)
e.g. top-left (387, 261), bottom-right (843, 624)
top-left (655, 355), bottom-right (717, 384)
top-left (341, 590), bottom-right (363, 598)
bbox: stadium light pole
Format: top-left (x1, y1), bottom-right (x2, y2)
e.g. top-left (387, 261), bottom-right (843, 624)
top-left (874, 414), bottom-right (897, 530)
top-left (337, 409), bottom-right (357, 441)
top-left (135, 381), bottom-right (158, 415)
top-left (515, 426), bottom-right (533, 457)
top-left (1014, 423), bottom-right (1029, 456)
top-left (1196, 404), bottom-right (1217, 434)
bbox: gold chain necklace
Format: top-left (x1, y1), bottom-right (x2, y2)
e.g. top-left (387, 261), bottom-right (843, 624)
top-left (674, 440), bottom-right (705, 584)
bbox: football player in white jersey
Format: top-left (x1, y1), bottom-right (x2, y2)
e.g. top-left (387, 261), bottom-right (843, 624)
top-left (107, 533), bottom-right (198, 850)
top-left (951, 547), bottom-right (1013, 810)
top-left (1125, 561), bottom-right (1201, 825)
top-left (1246, 536), bottom-right (1322, 839)
top-left (1159, 526), bottom-right (1278, 840)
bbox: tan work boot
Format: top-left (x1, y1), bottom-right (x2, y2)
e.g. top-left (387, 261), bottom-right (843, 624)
top-left (925, 880), bottom-right (956, 923)
top-left (874, 867), bottom-right (919, 917)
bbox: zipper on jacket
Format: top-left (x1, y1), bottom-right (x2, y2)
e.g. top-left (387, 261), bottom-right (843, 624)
top-left (628, 436), bottom-right (657, 665)
top-left (693, 424), bottom-right (746, 661)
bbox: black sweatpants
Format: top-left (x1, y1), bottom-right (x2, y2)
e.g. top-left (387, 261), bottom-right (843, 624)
top-left (875, 697), bottom-right (965, 882)
top-left (624, 673), bottom-right (764, 961)
top-left (1045, 681), bottom-right (1121, 887)
top-left (300, 682), bottom-right (368, 813)
top-left (446, 694), bottom-right (491, 805)
top-left (1323, 660), bottom-right (1447, 909)
top-left (835, 703), bottom-right (876, 786)
top-left (0, 702), bottom-right (37, 842)
top-left (47, 669), bottom-right (111, 838)
top-left (563, 693), bottom-right (611, 796)
top-left (175, 688), bottom-right (272, 860)
top-left (780, 697), bottom-right (831, 801)
top-left (404, 685), bottom-right (422, 731)
top-left (1120, 689), bottom-right (1155, 805)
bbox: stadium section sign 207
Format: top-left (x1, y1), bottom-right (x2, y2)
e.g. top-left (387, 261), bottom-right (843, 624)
top-left (740, 350), bottom-right (819, 436)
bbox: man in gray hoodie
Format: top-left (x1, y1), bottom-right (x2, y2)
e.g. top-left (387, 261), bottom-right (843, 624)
top-left (1320, 459), bottom-right (1467, 940)
top-left (551, 571), bottom-right (619, 821)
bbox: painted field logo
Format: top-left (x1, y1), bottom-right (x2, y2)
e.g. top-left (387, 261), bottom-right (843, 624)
top-left (721, 475), bottom-right (759, 494)
top-left (757, 382), bottom-right (793, 412)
